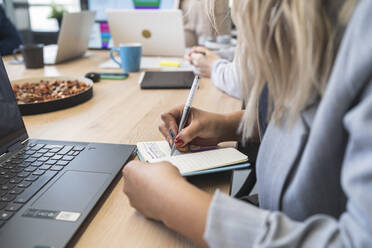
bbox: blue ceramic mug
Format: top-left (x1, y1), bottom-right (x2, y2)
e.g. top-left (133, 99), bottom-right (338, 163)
top-left (110, 43), bottom-right (142, 73)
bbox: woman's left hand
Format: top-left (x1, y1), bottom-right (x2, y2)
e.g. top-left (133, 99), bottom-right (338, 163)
top-left (122, 160), bottom-right (184, 221)
top-left (184, 46), bottom-right (221, 78)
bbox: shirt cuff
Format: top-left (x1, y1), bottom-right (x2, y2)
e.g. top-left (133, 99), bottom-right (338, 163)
top-left (204, 190), bottom-right (270, 248)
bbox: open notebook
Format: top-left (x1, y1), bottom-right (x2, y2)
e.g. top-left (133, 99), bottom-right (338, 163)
top-left (137, 141), bottom-right (250, 176)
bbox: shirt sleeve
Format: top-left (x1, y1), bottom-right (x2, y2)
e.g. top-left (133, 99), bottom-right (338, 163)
top-left (203, 80), bottom-right (372, 247)
top-left (210, 58), bottom-right (241, 99)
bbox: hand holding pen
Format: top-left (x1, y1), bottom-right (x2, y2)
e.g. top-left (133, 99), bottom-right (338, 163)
top-left (159, 103), bottom-right (226, 154)
top-left (170, 75), bottom-right (201, 156)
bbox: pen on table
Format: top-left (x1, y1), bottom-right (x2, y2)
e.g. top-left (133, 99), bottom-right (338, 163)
top-left (170, 75), bottom-right (201, 156)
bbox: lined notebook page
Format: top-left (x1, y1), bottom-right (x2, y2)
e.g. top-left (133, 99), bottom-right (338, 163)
top-left (151, 148), bottom-right (248, 174)
top-left (137, 141), bottom-right (183, 161)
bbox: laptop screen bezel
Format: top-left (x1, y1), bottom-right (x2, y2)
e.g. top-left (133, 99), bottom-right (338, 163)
top-left (0, 57), bottom-right (28, 155)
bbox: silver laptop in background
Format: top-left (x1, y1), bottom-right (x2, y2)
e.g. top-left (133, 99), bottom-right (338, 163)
top-left (106, 10), bottom-right (185, 57)
top-left (44, 11), bottom-right (96, 64)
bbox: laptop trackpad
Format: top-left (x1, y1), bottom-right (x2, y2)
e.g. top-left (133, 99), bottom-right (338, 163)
top-left (32, 170), bottom-right (110, 212)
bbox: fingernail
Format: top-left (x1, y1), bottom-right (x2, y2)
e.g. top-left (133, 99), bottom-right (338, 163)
top-left (169, 129), bottom-right (175, 138)
top-left (175, 137), bottom-right (184, 146)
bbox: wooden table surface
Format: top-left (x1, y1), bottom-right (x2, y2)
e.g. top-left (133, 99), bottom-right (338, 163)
top-left (4, 51), bottom-right (242, 248)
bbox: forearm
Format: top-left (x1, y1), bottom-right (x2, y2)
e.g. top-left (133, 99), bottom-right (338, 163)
top-left (211, 59), bottom-right (241, 99)
top-left (159, 179), bottom-right (212, 247)
top-left (216, 111), bottom-right (243, 142)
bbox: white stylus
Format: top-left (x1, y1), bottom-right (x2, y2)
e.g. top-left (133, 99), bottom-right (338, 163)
top-left (170, 75), bottom-right (201, 156)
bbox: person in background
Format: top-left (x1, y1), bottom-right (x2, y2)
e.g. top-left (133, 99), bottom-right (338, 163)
top-left (0, 5), bottom-right (23, 56)
top-left (122, 0), bottom-right (372, 247)
top-left (185, 46), bottom-right (241, 99)
top-left (179, 0), bottom-right (231, 47)
top-left (181, 0), bottom-right (240, 99)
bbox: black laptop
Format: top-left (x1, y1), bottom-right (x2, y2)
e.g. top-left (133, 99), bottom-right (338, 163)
top-left (0, 58), bottom-right (136, 248)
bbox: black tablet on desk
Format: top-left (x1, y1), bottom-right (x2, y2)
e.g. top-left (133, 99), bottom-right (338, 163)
top-left (139, 71), bottom-right (195, 89)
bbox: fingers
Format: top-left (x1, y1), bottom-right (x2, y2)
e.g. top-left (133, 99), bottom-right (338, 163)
top-left (158, 124), bottom-right (174, 146)
top-left (161, 105), bottom-right (184, 131)
top-left (184, 50), bottom-right (193, 62)
top-left (159, 105), bottom-right (184, 146)
top-left (175, 120), bottom-right (202, 147)
top-left (186, 46), bottom-right (209, 65)
top-left (191, 53), bottom-right (205, 66)
top-left (191, 46), bottom-right (209, 55)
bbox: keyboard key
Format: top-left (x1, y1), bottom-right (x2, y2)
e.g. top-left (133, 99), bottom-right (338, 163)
top-left (1, 183), bottom-right (16, 191)
top-left (56, 161), bottom-right (69, 166)
top-left (57, 146), bottom-right (73, 155)
top-left (0, 202), bottom-right (6, 210)
top-left (18, 162), bottom-right (30, 168)
top-left (45, 160), bottom-right (57, 165)
top-left (11, 158), bottom-right (23, 164)
top-left (38, 149), bottom-right (49, 154)
top-left (49, 148), bottom-right (62, 153)
top-left (25, 175), bottom-right (39, 182)
top-left (17, 172), bottom-right (30, 178)
top-left (10, 167), bottom-right (24, 173)
top-left (2, 164), bottom-right (14, 169)
top-left (72, 146), bottom-right (85, 151)
top-left (32, 170), bottom-right (46, 176)
top-left (30, 144), bottom-right (45, 151)
top-left (37, 157), bottom-right (49, 162)
top-left (43, 153), bottom-right (55, 157)
top-left (25, 150), bottom-right (36, 155)
top-left (44, 145), bottom-right (63, 150)
top-left (73, 151), bottom-right (80, 156)
top-left (39, 164), bottom-right (52, 170)
top-left (0, 190), bottom-right (7, 197)
top-left (24, 158), bottom-right (37, 163)
top-left (9, 177), bottom-right (23, 184)
top-left (17, 181), bottom-right (32, 188)
top-left (1, 193), bottom-right (16, 202)
top-left (31, 153), bottom-right (43, 159)
top-left (5, 203), bottom-right (22, 212)
top-left (0, 211), bottom-right (14, 221)
top-left (26, 143), bottom-right (36, 148)
top-left (31, 162), bottom-right (43, 167)
top-left (51, 165), bottom-right (64, 171)
top-left (15, 171), bottom-right (57, 204)
top-left (16, 155), bottom-right (30, 161)
top-left (67, 151), bottom-right (75, 156)
top-left (51, 155), bottom-right (63, 160)
top-left (9, 187), bottom-right (24, 195)
top-left (62, 155), bottom-right (74, 161)
top-left (24, 167), bottom-right (37, 173)
top-left (3, 173), bottom-right (16, 179)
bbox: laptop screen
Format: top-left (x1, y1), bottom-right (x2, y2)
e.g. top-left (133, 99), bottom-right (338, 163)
top-left (0, 58), bottom-right (27, 154)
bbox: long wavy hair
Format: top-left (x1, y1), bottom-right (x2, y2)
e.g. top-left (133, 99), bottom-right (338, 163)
top-left (207, 0), bottom-right (358, 139)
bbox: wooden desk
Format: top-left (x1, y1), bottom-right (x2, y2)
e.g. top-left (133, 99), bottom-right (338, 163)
top-left (4, 51), bottom-right (242, 247)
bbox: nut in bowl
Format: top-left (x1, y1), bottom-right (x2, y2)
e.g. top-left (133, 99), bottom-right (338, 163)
top-left (11, 76), bottom-right (94, 115)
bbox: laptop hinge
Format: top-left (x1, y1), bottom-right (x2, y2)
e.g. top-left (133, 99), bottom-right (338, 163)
top-left (8, 140), bottom-right (23, 153)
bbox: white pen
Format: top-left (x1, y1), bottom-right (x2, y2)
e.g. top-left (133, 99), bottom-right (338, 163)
top-left (170, 75), bottom-right (201, 156)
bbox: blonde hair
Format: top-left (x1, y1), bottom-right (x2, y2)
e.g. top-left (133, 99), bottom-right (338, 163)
top-left (208, 0), bottom-right (357, 140)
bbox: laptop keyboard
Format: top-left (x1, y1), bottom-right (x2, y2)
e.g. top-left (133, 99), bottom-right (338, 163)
top-left (0, 142), bottom-right (85, 229)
